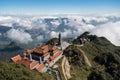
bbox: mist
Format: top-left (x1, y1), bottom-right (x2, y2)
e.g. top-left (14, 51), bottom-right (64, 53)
top-left (0, 14), bottom-right (120, 46)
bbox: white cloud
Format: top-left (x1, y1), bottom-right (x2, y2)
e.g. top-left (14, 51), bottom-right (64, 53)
top-left (0, 16), bottom-right (14, 27)
top-left (51, 20), bottom-right (60, 26)
top-left (49, 31), bottom-right (59, 38)
top-left (62, 29), bottom-right (72, 38)
top-left (91, 21), bottom-right (120, 46)
top-left (7, 29), bottom-right (33, 44)
top-left (0, 14), bottom-right (120, 46)
top-left (65, 17), bottom-right (95, 38)
top-left (84, 17), bottom-right (108, 23)
top-left (0, 16), bottom-right (13, 22)
top-left (16, 19), bottom-right (32, 29)
top-left (37, 35), bottom-right (44, 42)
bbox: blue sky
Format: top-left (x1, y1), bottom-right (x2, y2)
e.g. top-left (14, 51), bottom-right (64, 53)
top-left (0, 0), bottom-right (120, 15)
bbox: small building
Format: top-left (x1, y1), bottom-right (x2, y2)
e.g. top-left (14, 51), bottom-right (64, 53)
top-left (11, 55), bottom-right (39, 69)
top-left (35, 64), bottom-right (47, 73)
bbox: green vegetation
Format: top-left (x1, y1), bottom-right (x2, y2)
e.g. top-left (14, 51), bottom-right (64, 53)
top-left (63, 44), bottom-right (91, 80)
top-left (0, 61), bottom-right (55, 80)
top-left (64, 45), bottom-right (87, 68)
top-left (47, 38), bottom-right (59, 45)
top-left (64, 32), bottom-right (120, 80)
top-left (88, 69), bottom-right (113, 80)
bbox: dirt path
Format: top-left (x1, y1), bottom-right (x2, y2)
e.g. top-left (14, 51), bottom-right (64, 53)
top-left (62, 56), bottom-right (71, 80)
top-left (62, 56), bottom-right (67, 80)
top-left (75, 45), bottom-right (92, 67)
top-left (64, 57), bottom-right (71, 79)
top-left (79, 49), bottom-right (92, 67)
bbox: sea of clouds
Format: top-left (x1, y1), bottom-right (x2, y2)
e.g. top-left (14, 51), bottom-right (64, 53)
top-left (0, 14), bottom-right (120, 46)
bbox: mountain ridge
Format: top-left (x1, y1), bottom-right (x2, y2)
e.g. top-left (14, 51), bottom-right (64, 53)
top-left (0, 32), bottom-right (120, 80)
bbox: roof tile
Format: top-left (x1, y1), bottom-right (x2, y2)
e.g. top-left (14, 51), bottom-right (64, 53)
top-left (11, 55), bottom-right (22, 62)
top-left (35, 64), bottom-right (45, 72)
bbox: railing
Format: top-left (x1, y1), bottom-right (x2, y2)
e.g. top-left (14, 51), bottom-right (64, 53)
top-left (48, 67), bottom-right (62, 80)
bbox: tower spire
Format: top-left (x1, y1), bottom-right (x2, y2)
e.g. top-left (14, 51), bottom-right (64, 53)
top-left (58, 32), bottom-right (63, 50)
top-left (58, 32), bottom-right (61, 46)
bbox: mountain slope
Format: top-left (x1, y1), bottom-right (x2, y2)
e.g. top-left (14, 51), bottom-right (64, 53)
top-left (0, 42), bottom-right (23, 61)
top-left (0, 26), bottom-right (11, 33)
top-left (0, 61), bottom-right (56, 80)
top-left (63, 32), bottom-right (120, 80)
top-left (0, 32), bottom-right (120, 80)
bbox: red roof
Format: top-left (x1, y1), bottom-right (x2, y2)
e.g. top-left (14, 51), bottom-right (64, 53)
top-left (41, 45), bottom-right (49, 49)
top-left (11, 55), bottom-right (39, 69)
top-left (24, 45), bottom-right (58, 57)
top-left (47, 51), bottom-right (63, 64)
top-left (33, 48), bottom-right (43, 54)
top-left (53, 49), bottom-right (58, 53)
top-left (35, 64), bottom-right (45, 72)
top-left (43, 52), bottom-right (50, 57)
top-left (11, 55), bottom-right (22, 62)
top-left (17, 59), bottom-right (39, 69)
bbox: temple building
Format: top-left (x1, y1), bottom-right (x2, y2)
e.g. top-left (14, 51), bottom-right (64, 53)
top-left (11, 33), bottom-right (64, 73)
top-left (11, 44), bottom-right (63, 73)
